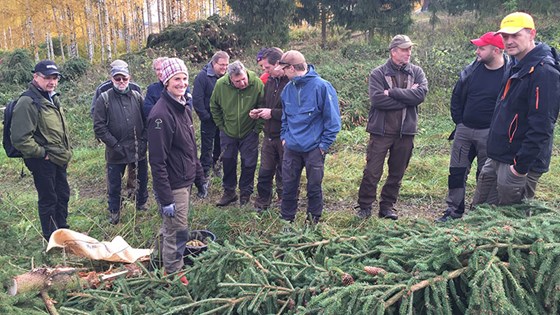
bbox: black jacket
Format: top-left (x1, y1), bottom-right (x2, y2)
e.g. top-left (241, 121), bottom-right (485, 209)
top-left (263, 75), bottom-right (289, 138)
top-left (450, 55), bottom-right (510, 126)
top-left (487, 43), bottom-right (560, 174)
top-left (148, 90), bottom-right (202, 206)
top-left (192, 62), bottom-right (219, 122)
top-left (93, 88), bottom-right (147, 164)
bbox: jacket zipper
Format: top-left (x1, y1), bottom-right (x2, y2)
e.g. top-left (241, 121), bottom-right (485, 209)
top-left (535, 86), bottom-right (539, 110)
top-left (508, 114), bottom-right (518, 143)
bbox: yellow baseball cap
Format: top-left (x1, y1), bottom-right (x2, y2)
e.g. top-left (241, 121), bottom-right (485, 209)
top-left (497, 12), bottom-right (535, 34)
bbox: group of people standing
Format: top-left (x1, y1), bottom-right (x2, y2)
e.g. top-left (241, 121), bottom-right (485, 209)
top-left (8, 11), bottom-right (559, 280)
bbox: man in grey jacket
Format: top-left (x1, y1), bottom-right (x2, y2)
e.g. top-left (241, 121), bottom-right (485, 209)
top-left (93, 66), bottom-right (148, 224)
top-left (356, 35), bottom-right (428, 220)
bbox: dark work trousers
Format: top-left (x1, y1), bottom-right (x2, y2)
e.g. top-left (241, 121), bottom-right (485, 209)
top-left (220, 131), bottom-right (259, 197)
top-left (255, 137), bottom-right (284, 209)
top-left (445, 124), bottom-right (489, 216)
top-left (24, 158), bottom-right (70, 240)
top-left (281, 147), bottom-right (325, 221)
top-left (358, 134), bottom-right (414, 212)
top-left (472, 158), bottom-right (542, 206)
top-left (107, 158), bottom-right (149, 213)
top-left (200, 119), bottom-right (221, 177)
top-left (125, 163), bottom-right (137, 193)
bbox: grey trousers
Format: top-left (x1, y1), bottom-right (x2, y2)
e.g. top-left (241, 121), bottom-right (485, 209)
top-left (472, 158), bottom-right (541, 206)
top-left (445, 124), bottom-right (489, 216)
top-left (161, 186), bottom-right (191, 274)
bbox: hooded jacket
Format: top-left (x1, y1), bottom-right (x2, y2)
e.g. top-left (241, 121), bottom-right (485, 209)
top-left (280, 65), bottom-right (341, 153)
top-left (210, 70), bottom-right (264, 139)
top-left (11, 82), bottom-right (72, 167)
top-left (366, 59), bottom-right (428, 136)
top-left (148, 90), bottom-right (201, 206)
top-left (487, 43), bottom-right (560, 174)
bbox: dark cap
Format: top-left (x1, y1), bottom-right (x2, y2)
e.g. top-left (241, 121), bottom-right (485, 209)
top-left (470, 32), bottom-right (504, 49)
top-left (111, 67), bottom-right (130, 77)
top-left (33, 60), bottom-right (60, 76)
top-left (389, 35), bottom-right (415, 50)
top-left (278, 50), bottom-right (306, 66)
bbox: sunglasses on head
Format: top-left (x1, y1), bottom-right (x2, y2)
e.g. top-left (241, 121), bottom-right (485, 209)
top-left (113, 76), bottom-right (129, 82)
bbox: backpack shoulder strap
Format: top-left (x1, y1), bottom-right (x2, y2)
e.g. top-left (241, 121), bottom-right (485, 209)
top-left (131, 90), bottom-right (143, 106)
top-left (20, 90), bottom-right (42, 111)
top-left (100, 90), bottom-right (110, 109)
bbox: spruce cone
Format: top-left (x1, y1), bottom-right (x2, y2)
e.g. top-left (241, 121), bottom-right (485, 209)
top-left (341, 273), bottom-right (354, 286)
top-left (364, 266), bottom-right (387, 276)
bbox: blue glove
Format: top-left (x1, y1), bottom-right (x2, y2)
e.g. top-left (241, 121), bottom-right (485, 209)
top-left (161, 203), bottom-right (176, 217)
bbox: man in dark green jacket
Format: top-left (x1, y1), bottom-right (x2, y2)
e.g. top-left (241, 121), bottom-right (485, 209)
top-left (210, 60), bottom-right (264, 206)
top-left (11, 60), bottom-right (72, 240)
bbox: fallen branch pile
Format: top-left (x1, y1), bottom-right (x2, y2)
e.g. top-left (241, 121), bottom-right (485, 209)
top-left (5, 203), bottom-right (560, 314)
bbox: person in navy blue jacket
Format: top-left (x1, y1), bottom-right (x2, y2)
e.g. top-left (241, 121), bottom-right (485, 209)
top-left (473, 12), bottom-right (560, 206)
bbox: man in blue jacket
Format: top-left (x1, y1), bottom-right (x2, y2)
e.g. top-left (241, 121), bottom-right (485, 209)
top-left (276, 50), bottom-right (341, 223)
top-left (437, 32), bottom-right (508, 223)
top-left (473, 12), bottom-right (560, 206)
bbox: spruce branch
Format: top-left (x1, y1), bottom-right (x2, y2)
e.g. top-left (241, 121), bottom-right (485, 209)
top-left (231, 249), bottom-right (269, 273)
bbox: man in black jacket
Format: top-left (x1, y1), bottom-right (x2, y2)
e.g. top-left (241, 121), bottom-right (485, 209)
top-left (192, 51), bottom-right (229, 180)
top-left (473, 12), bottom-right (560, 206)
top-left (437, 32), bottom-right (508, 223)
top-left (250, 48), bottom-right (288, 211)
top-left (93, 66), bottom-right (148, 224)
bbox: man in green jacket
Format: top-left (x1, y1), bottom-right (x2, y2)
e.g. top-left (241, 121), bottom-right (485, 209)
top-left (210, 60), bottom-right (264, 206)
top-left (11, 60), bottom-right (72, 240)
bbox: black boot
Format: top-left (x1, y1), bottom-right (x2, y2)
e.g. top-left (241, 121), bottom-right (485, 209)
top-left (378, 208), bottom-right (398, 220)
top-left (216, 190), bottom-right (238, 207)
top-left (355, 205), bottom-right (372, 219)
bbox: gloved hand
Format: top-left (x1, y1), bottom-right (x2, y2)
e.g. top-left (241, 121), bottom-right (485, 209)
top-left (161, 203), bottom-right (176, 217)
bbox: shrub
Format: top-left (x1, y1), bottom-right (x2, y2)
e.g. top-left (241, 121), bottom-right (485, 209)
top-left (61, 57), bottom-right (91, 80)
top-left (0, 49), bottom-right (34, 84)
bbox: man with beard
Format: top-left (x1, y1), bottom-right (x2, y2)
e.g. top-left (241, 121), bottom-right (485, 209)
top-left (437, 32), bottom-right (508, 222)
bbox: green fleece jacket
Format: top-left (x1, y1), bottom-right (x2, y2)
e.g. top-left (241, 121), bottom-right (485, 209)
top-left (11, 83), bottom-right (72, 167)
top-left (210, 70), bottom-right (264, 139)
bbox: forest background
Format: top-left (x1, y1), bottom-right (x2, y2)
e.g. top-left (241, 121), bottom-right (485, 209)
top-left (1, 0), bottom-right (560, 314)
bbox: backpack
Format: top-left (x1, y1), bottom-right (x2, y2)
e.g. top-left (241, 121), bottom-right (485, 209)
top-left (2, 90), bottom-right (42, 158)
top-left (99, 89), bottom-right (143, 126)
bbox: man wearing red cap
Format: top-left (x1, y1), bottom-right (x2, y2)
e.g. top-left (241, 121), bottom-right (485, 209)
top-left (473, 12), bottom-right (560, 207)
top-left (437, 32), bottom-right (509, 223)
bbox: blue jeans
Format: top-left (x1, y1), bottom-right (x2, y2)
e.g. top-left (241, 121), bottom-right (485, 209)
top-left (280, 147), bottom-right (325, 221)
top-left (24, 158), bottom-right (70, 240)
top-left (107, 159), bottom-right (148, 212)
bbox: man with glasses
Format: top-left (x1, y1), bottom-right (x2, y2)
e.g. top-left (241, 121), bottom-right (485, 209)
top-left (10, 60), bottom-right (72, 240)
top-left (93, 66), bottom-right (149, 224)
top-left (193, 51), bottom-right (229, 182)
top-left (91, 60), bottom-right (142, 201)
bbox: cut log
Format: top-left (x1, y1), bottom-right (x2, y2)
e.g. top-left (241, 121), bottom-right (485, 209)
top-left (7, 267), bottom-right (86, 296)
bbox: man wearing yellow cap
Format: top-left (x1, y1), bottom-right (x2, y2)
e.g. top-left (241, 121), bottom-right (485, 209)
top-left (473, 12), bottom-right (560, 206)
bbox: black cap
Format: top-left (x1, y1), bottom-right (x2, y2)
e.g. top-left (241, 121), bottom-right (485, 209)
top-left (33, 60), bottom-right (60, 76)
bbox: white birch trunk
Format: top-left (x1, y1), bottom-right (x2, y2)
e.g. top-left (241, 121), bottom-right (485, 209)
top-left (85, 0), bottom-right (95, 62)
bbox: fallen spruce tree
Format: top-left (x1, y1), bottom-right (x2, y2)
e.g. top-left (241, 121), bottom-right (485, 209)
top-left (5, 203), bottom-right (560, 314)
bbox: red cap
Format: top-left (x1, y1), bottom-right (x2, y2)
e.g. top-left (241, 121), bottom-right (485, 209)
top-left (470, 32), bottom-right (504, 49)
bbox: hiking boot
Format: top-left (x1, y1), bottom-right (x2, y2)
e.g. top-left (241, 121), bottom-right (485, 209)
top-left (239, 195), bottom-right (251, 206)
top-left (305, 213), bottom-right (320, 225)
top-left (378, 208), bottom-right (398, 220)
top-left (435, 210), bottom-right (462, 223)
top-left (216, 190), bottom-right (238, 207)
top-left (355, 205), bottom-right (372, 219)
top-left (109, 211), bottom-right (120, 225)
top-left (136, 203), bottom-right (148, 211)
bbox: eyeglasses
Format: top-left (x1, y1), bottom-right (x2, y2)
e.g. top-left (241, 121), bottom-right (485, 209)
top-left (113, 76), bottom-right (129, 82)
top-left (37, 73), bottom-right (60, 80)
top-left (279, 63), bottom-right (291, 70)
